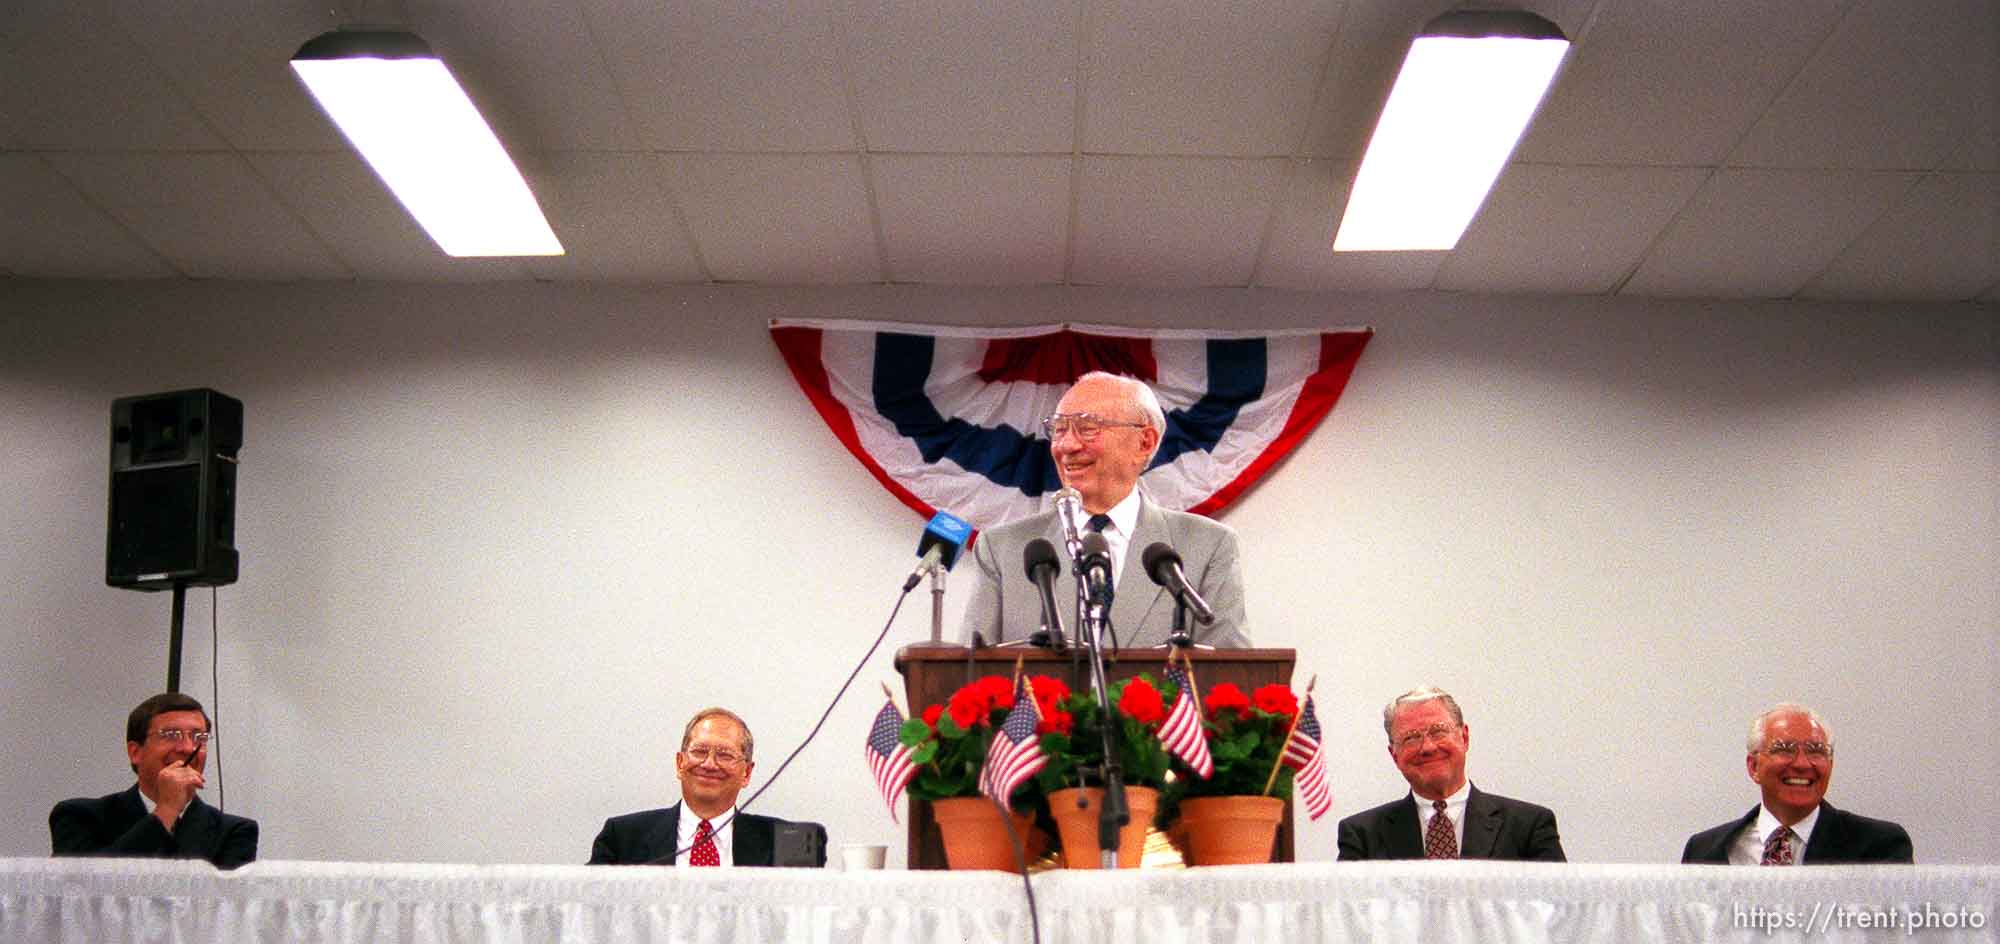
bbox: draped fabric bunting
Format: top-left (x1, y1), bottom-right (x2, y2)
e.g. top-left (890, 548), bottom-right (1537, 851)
top-left (769, 319), bottom-right (1372, 531)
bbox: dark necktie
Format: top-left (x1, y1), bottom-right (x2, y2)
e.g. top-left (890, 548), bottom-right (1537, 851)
top-left (1761, 825), bottom-right (1795, 866)
top-left (1424, 799), bottom-right (1458, 859)
top-left (1086, 513), bottom-right (1112, 533)
top-left (690, 818), bottom-right (720, 867)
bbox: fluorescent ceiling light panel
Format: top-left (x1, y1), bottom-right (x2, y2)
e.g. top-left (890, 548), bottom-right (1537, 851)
top-left (291, 31), bottom-right (563, 257)
top-left (1334, 12), bottom-right (1568, 252)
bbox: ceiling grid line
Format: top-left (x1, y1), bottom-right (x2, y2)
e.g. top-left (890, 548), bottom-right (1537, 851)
top-left (1060, 0), bottom-right (1092, 287)
top-left (1604, 0), bottom-right (1866, 297)
top-left (829, 4), bottom-right (893, 285)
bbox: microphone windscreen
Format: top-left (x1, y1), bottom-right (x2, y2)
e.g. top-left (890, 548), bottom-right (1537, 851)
top-left (915, 510), bottom-right (973, 570)
top-left (1024, 538), bottom-right (1060, 577)
top-left (1141, 542), bottom-right (1182, 586)
top-left (1079, 530), bottom-right (1113, 563)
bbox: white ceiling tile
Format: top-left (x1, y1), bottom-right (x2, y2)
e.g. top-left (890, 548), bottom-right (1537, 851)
top-left (1623, 169), bottom-right (1918, 298)
top-left (1072, 156), bottom-right (1286, 286)
top-left (405, 0), bottom-right (642, 152)
top-left (520, 152), bottom-right (706, 283)
top-left (1086, 0), bottom-right (1344, 155)
top-left (1438, 164), bottom-right (1710, 295)
top-left (51, 153), bottom-right (350, 280)
top-left (0, 0), bottom-right (224, 150)
top-left (849, 0), bottom-right (1075, 153)
top-left (1297, 0), bottom-right (1455, 160)
top-left (249, 152), bottom-right (532, 283)
top-left (0, 154), bottom-right (176, 278)
top-left (663, 154), bottom-right (879, 283)
top-left (873, 155), bottom-right (1069, 284)
top-left (1520, 1), bottom-right (1844, 166)
top-left (1729, 0), bottom-right (1993, 170)
top-left (1254, 158), bottom-right (1443, 291)
top-left (1800, 173), bottom-right (1999, 302)
top-left (580, 0), bottom-right (854, 152)
top-left (107, 2), bottom-right (346, 151)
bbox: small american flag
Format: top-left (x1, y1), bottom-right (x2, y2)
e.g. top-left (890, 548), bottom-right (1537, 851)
top-left (866, 697), bottom-right (917, 823)
top-left (978, 677), bottom-right (1047, 804)
top-left (1281, 690), bottom-right (1332, 820)
top-left (1158, 659), bottom-right (1213, 778)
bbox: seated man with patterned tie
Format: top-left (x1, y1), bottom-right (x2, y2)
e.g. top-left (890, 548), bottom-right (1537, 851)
top-left (1336, 686), bottom-right (1565, 861)
top-left (1681, 702), bottom-right (1912, 865)
top-left (589, 707), bottom-right (827, 867)
top-left (958, 371), bottom-right (1251, 648)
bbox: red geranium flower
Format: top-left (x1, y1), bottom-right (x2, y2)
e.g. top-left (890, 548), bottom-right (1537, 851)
top-left (922, 703), bottom-right (945, 731)
top-left (1204, 683), bottom-right (1252, 721)
top-left (1118, 677), bottom-right (1166, 726)
top-left (976, 675), bottom-right (1016, 710)
top-left (1037, 709), bottom-right (1074, 736)
top-left (1029, 674), bottom-right (1070, 713)
top-left (1252, 684), bottom-right (1297, 719)
top-left (948, 687), bottom-right (988, 729)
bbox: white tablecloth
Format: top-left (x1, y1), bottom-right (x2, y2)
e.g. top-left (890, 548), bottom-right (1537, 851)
top-left (3, 857), bottom-right (1994, 943)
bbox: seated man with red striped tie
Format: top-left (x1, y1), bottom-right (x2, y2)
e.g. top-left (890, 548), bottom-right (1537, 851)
top-left (1681, 703), bottom-right (1912, 865)
top-left (1336, 686), bottom-right (1566, 861)
top-left (588, 707), bottom-right (827, 867)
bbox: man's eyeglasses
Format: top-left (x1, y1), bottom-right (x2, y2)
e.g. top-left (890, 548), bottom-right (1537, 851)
top-left (1392, 723), bottom-right (1462, 753)
top-left (149, 729), bottom-right (212, 747)
top-left (1041, 412), bottom-right (1148, 442)
top-left (681, 746), bottom-right (746, 767)
top-left (1762, 740), bottom-right (1832, 761)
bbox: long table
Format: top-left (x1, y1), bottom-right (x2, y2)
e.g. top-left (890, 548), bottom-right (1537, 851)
top-left (3, 857), bottom-right (1995, 943)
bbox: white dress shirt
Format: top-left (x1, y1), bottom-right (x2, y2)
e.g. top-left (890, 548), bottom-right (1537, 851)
top-left (1416, 783), bottom-right (1470, 854)
top-left (1728, 804), bottom-right (1821, 865)
top-left (675, 806), bottom-right (738, 867)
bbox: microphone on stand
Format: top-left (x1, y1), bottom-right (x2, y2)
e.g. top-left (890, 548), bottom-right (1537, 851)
top-left (1077, 531), bottom-right (1116, 606)
top-left (1023, 538), bottom-right (1069, 649)
top-left (903, 510), bottom-right (971, 592)
top-left (1141, 542), bottom-right (1214, 625)
top-left (1052, 487), bottom-right (1086, 563)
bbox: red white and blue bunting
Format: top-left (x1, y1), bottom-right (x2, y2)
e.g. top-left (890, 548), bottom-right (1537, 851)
top-left (770, 319), bottom-right (1371, 531)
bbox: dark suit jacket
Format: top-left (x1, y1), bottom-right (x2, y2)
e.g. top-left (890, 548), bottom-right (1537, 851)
top-left (1337, 784), bottom-right (1566, 861)
top-left (1681, 801), bottom-right (1913, 864)
top-left (588, 803), bottom-right (828, 867)
top-left (50, 785), bottom-right (258, 870)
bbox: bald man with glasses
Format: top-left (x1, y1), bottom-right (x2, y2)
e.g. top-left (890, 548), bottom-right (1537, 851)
top-left (589, 707), bottom-right (827, 867)
top-left (1682, 703), bottom-right (1912, 865)
top-left (50, 692), bottom-right (258, 869)
top-left (958, 371), bottom-right (1251, 649)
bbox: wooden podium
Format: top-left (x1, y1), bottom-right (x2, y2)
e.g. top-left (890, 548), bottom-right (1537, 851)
top-left (893, 643), bottom-right (1297, 869)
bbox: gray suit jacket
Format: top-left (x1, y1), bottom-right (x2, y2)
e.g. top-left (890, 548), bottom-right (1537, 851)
top-left (958, 494), bottom-right (1250, 648)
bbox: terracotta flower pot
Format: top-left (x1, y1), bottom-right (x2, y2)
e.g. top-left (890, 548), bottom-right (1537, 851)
top-left (930, 797), bottom-right (1041, 872)
top-left (1177, 795), bottom-right (1284, 866)
top-left (1047, 786), bottom-right (1157, 869)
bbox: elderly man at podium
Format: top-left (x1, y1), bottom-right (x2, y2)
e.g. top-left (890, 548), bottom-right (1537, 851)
top-left (958, 371), bottom-right (1250, 649)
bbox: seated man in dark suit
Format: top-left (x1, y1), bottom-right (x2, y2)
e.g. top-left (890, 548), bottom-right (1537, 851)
top-left (589, 707), bottom-right (827, 867)
top-left (50, 692), bottom-right (258, 869)
top-left (1337, 686), bottom-right (1565, 861)
top-left (1682, 702), bottom-right (1912, 865)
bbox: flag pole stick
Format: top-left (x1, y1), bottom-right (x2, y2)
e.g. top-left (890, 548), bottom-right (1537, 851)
top-left (1262, 675), bottom-right (1317, 797)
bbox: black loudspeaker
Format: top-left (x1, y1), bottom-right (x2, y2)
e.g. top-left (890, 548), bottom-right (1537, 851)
top-left (106, 389), bottom-right (242, 590)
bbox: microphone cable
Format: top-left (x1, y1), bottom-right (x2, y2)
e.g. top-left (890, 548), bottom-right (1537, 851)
top-left (211, 586), bottom-right (225, 813)
top-left (658, 573), bottom-right (1046, 944)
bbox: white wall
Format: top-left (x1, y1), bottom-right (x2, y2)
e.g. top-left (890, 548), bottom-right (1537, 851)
top-left (2, 280), bottom-right (1993, 865)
